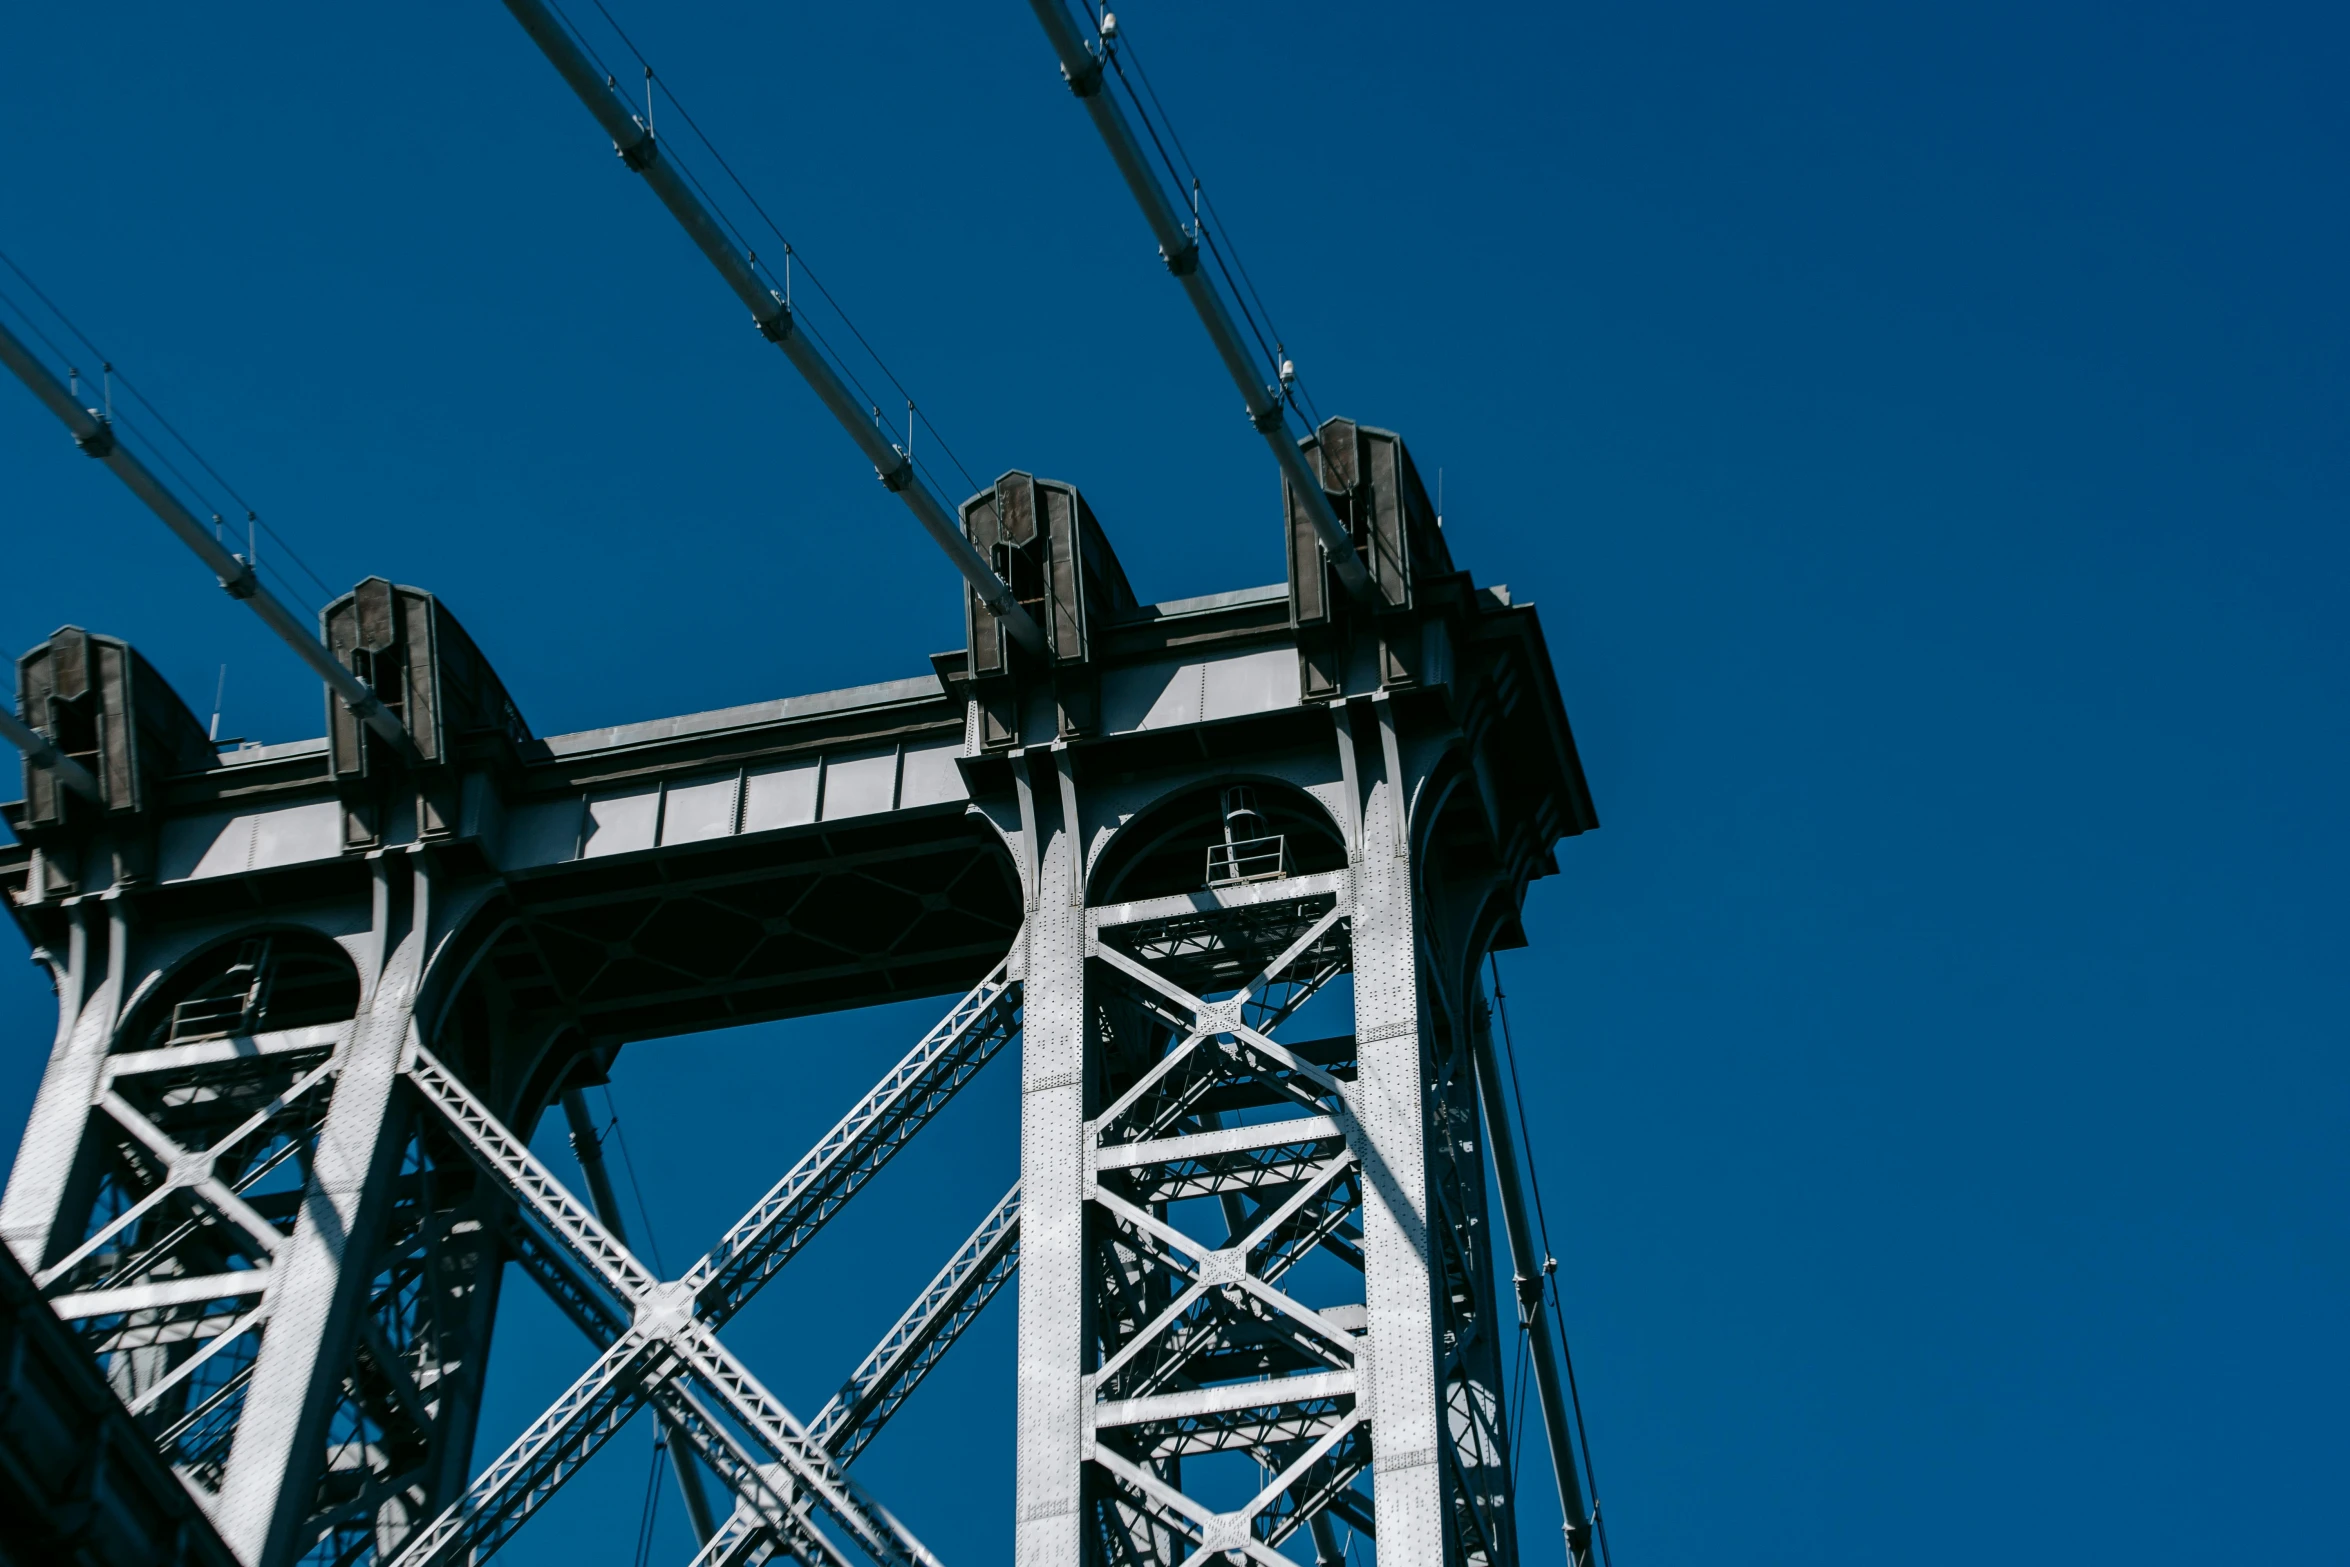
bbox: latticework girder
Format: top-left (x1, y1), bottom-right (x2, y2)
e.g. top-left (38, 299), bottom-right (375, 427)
top-left (388, 964), bottom-right (1018, 1567)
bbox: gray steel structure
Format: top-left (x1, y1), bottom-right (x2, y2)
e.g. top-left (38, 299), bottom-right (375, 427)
top-left (2, 420), bottom-right (1596, 1565)
top-left (3, 16), bottom-right (1601, 1567)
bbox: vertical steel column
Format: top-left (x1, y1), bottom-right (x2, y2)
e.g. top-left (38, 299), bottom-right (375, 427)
top-left (0, 896), bottom-right (123, 1274)
top-left (213, 851), bottom-right (429, 1566)
top-left (1351, 713), bottom-right (1449, 1563)
top-left (1013, 746), bottom-right (1090, 1562)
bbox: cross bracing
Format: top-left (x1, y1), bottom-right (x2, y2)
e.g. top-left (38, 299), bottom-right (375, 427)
top-left (1, 9), bottom-right (1605, 1564)
top-left (693, 1182), bottom-right (1025, 1567)
top-left (2, 532), bottom-right (1599, 1567)
top-left (387, 963), bottom-right (1020, 1567)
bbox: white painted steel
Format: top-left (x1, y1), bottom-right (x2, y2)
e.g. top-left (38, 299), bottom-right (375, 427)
top-left (396, 1039), bottom-right (940, 1567)
top-left (393, 963), bottom-right (1020, 1567)
top-left (211, 870), bottom-right (434, 1565)
top-left (1012, 751), bottom-right (1089, 1564)
top-left (1350, 744), bottom-right (1449, 1564)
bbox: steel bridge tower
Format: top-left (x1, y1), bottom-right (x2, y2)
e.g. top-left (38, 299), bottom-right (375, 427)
top-left (0, 9), bottom-right (1604, 1567)
top-left (2, 431), bottom-right (1596, 1566)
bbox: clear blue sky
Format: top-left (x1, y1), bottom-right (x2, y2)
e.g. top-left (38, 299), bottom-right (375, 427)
top-left (4, 2), bottom-right (2344, 1562)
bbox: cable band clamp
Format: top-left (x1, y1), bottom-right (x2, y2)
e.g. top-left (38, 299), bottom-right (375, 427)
top-left (1060, 55), bottom-right (1105, 99)
top-left (73, 417), bottom-right (116, 459)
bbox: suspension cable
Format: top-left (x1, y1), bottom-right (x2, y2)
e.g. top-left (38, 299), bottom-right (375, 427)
top-left (0, 249), bottom-right (343, 611)
top-left (555, 0), bottom-right (989, 503)
top-left (1083, 8), bottom-right (1330, 435)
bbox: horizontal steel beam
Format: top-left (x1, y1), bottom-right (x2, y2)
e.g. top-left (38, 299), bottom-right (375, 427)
top-left (499, 0), bottom-right (1046, 656)
top-left (0, 315), bottom-right (409, 750)
top-left (1093, 1368), bottom-right (1355, 1430)
top-left (99, 1024), bottom-right (346, 1080)
top-left (1094, 1113), bottom-right (1346, 1173)
top-left (51, 1268), bottom-right (272, 1320)
top-left (1087, 868), bottom-right (1352, 935)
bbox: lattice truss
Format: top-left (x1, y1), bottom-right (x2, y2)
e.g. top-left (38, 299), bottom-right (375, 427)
top-left (33, 959), bottom-right (1027, 1567)
top-left (383, 962), bottom-right (1025, 1567)
top-left (40, 1029), bottom-right (343, 1494)
top-left (1418, 956), bottom-right (1519, 1567)
top-left (1080, 890), bottom-right (1373, 1565)
top-left (29, 898), bottom-right (1513, 1565)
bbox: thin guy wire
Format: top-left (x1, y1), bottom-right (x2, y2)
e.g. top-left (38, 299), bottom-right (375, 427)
top-left (0, 279), bottom-right (80, 377)
top-left (572, 0), bottom-right (987, 498)
top-left (1098, 20), bottom-right (1326, 429)
top-left (0, 255), bottom-right (343, 605)
top-left (630, 1424), bottom-right (666, 1567)
top-left (621, 25), bottom-right (982, 501)
top-left (1109, 41), bottom-right (1282, 360)
top-left (1509, 1316), bottom-right (1533, 1493)
top-left (1493, 953), bottom-right (1615, 1565)
top-left (104, 418), bottom-right (324, 616)
top-left (1097, 34), bottom-right (1327, 438)
top-left (598, 1086), bottom-right (668, 1276)
top-left (548, 0), bottom-right (953, 503)
top-left (1101, 44), bottom-right (1273, 382)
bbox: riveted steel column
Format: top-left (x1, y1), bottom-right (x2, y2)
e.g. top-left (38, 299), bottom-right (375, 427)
top-left (214, 851), bottom-right (430, 1566)
top-left (0, 895), bottom-right (124, 1274)
top-left (1350, 713), bottom-right (1448, 1563)
top-left (1013, 746), bottom-right (1089, 1562)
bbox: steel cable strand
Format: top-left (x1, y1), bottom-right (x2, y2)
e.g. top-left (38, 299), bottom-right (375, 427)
top-left (0, 250), bottom-right (343, 603)
top-left (573, 0), bottom-right (986, 497)
top-left (1097, 29), bottom-right (1329, 432)
top-left (1101, 49), bottom-right (1285, 393)
top-left (539, 6), bottom-right (928, 472)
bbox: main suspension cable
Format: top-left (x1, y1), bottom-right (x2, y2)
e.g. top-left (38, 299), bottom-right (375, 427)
top-left (0, 249), bottom-right (344, 613)
top-left (556, 0), bottom-right (989, 504)
top-left (1083, 7), bottom-right (1331, 436)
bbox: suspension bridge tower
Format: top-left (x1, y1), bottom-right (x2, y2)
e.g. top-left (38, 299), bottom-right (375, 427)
top-left (0, 4), bottom-right (1608, 1564)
